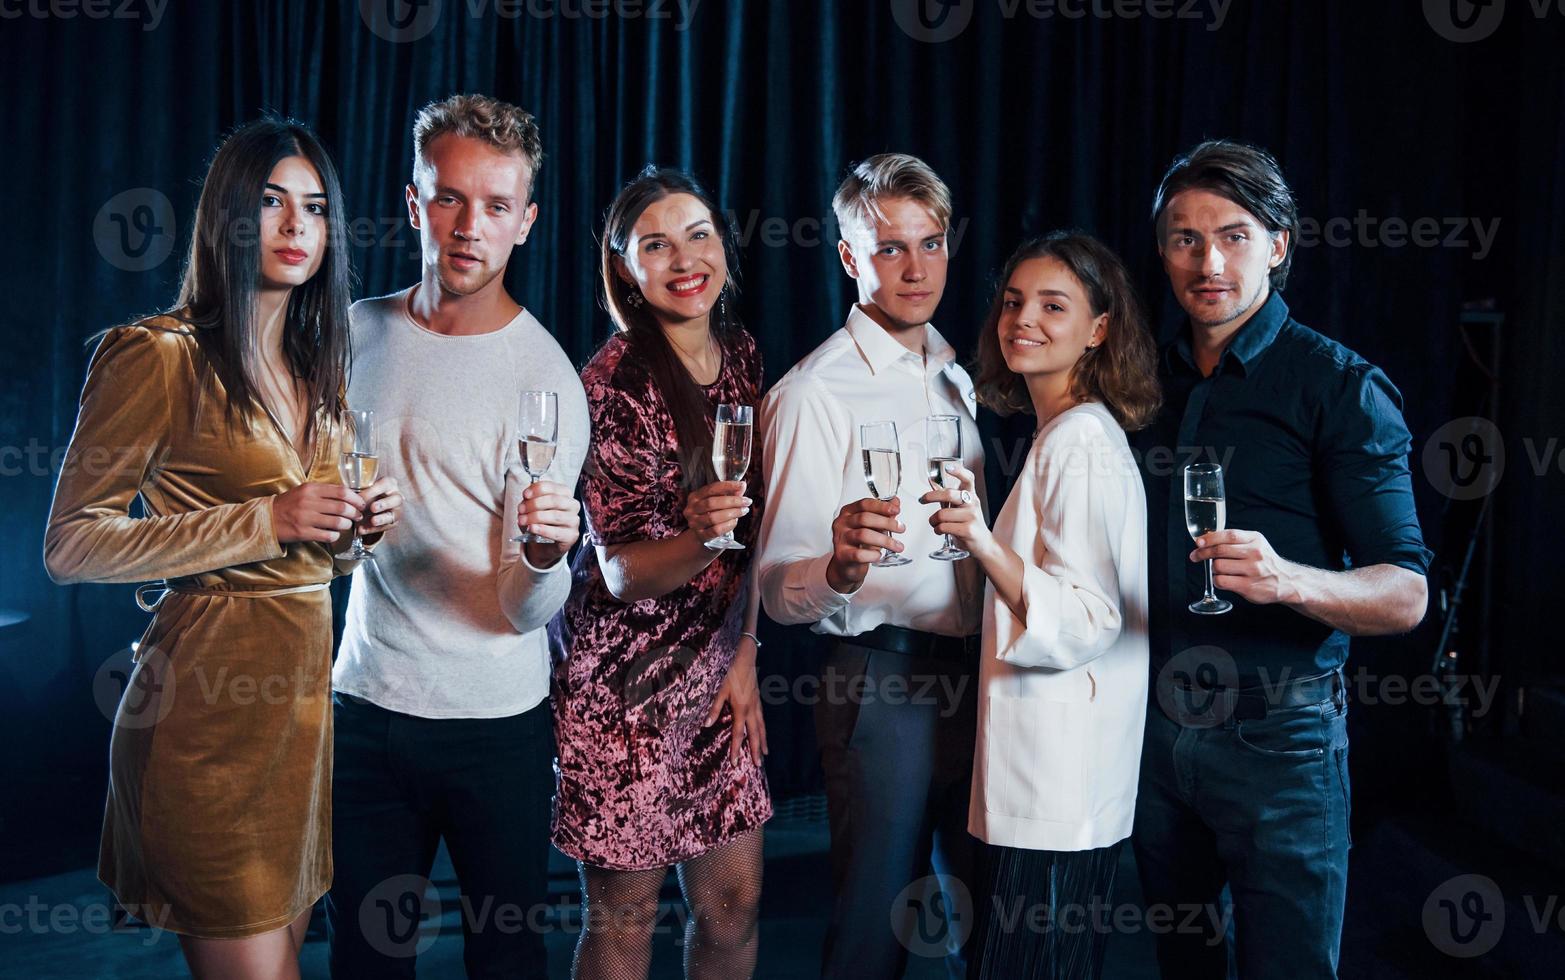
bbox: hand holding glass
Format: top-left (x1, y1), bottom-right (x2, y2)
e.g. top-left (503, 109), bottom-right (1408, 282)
top-left (924, 414), bottom-right (969, 561)
top-left (1185, 463), bottom-right (1233, 615)
top-left (513, 390), bottom-right (559, 544)
top-left (859, 420), bottom-right (912, 568)
top-left (705, 403), bottom-right (753, 551)
top-left (336, 409), bottom-right (378, 562)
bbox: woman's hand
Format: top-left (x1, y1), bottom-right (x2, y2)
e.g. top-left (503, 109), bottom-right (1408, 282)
top-left (682, 479), bottom-right (751, 545)
top-left (359, 476), bottom-right (402, 546)
top-left (273, 483), bottom-right (365, 545)
top-left (919, 463), bottom-right (994, 559)
top-left (706, 637), bottom-right (768, 766)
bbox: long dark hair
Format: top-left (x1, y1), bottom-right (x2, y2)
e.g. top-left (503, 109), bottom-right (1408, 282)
top-left (173, 117), bottom-right (353, 444)
top-left (974, 231), bottom-right (1161, 431)
top-left (599, 165), bottom-right (744, 487)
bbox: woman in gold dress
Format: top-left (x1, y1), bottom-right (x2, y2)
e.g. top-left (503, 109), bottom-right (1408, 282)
top-left (44, 118), bottom-right (401, 979)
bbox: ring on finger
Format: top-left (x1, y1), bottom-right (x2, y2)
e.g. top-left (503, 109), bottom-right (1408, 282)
top-left (959, 489), bottom-right (973, 505)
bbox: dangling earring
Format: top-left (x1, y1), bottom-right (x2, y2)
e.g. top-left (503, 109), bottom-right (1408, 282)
top-left (625, 287), bottom-right (644, 309)
top-left (716, 287), bottom-right (728, 324)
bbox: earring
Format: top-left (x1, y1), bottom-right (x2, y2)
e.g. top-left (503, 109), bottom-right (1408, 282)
top-left (717, 288), bottom-right (728, 323)
top-left (625, 288), bottom-right (644, 309)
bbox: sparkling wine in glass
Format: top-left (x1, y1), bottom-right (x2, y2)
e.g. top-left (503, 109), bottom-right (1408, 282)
top-left (336, 409), bottom-right (378, 562)
top-left (513, 390), bottom-right (559, 544)
top-left (1185, 462), bottom-right (1232, 615)
top-left (860, 420), bottom-right (912, 568)
top-left (924, 414), bottom-right (969, 561)
top-left (705, 403), bottom-right (753, 551)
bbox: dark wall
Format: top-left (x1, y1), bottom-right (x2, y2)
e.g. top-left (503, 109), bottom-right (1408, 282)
top-left (2, 0), bottom-right (1562, 876)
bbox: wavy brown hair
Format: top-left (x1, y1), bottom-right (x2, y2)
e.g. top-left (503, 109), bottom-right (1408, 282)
top-left (974, 231), bottom-right (1161, 431)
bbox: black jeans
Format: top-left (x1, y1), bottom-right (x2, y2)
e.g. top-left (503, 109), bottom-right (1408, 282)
top-left (326, 692), bottom-right (555, 979)
top-left (1133, 678), bottom-right (1352, 979)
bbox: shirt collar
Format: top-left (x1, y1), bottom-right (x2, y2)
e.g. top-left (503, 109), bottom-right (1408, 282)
top-left (844, 304), bottom-right (951, 376)
top-left (1169, 289), bottom-right (1290, 377)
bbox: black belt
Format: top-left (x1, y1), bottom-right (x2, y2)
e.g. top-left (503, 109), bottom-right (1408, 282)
top-left (839, 624), bottom-right (979, 663)
top-left (1174, 667), bottom-right (1344, 722)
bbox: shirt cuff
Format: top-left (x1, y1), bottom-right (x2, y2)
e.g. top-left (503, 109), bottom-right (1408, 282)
top-left (792, 552), bottom-right (856, 618)
top-left (517, 546), bottom-right (566, 576)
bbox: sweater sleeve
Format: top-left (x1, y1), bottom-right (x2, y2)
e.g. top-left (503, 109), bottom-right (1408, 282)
top-left (495, 368), bottom-right (591, 634)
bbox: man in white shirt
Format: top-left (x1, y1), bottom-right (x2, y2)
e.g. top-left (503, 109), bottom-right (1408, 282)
top-left (757, 153), bottom-right (986, 979)
top-left (326, 94), bottom-right (587, 979)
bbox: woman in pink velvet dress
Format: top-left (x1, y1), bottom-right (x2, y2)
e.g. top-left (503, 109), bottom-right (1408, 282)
top-left (550, 167), bottom-right (771, 979)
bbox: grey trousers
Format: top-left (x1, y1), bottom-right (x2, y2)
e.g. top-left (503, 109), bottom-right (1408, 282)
top-left (816, 640), bottom-right (979, 980)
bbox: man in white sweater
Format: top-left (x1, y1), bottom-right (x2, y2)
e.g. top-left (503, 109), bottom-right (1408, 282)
top-left (326, 95), bottom-right (587, 979)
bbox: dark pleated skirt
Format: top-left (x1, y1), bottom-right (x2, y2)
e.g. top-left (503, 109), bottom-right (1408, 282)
top-left (969, 839), bottom-right (1125, 980)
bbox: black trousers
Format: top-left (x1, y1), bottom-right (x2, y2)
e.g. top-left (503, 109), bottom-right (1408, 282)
top-left (815, 641), bottom-right (979, 980)
top-left (325, 692), bottom-right (555, 979)
top-left (968, 839), bottom-right (1124, 980)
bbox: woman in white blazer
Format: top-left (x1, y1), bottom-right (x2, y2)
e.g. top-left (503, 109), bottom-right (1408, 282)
top-left (920, 231), bottom-right (1161, 978)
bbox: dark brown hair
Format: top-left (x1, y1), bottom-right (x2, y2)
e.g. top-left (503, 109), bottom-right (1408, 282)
top-left (1151, 139), bottom-right (1300, 290)
top-left (974, 231), bottom-right (1161, 431)
top-left (599, 166), bottom-right (744, 487)
top-left (173, 117), bottom-right (353, 444)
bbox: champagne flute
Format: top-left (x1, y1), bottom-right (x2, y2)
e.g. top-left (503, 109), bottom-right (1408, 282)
top-left (924, 414), bottom-right (969, 561)
top-left (513, 390), bottom-right (559, 544)
top-left (705, 403), bottom-right (753, 551)
top-left (336, 409), bottom-right (378, 562)
top-left (860, 420), bottom-right (912, 567)
top-left (1185, 463), bottom-right (1233, 615)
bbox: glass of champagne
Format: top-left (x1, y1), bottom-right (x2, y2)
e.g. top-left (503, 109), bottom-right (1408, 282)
top-left (513, 390), bottom-right (560, 544)
top-left (706, 403), bottom-right (753, 551)
top-left (1185, 463), bottom-right (1233, 615)
top-left (860, 420), bottom-right (912, 567)
top-left (336, 409), bottom-right (378, 562)
top-left (924, 414), bottom-right (969, 561)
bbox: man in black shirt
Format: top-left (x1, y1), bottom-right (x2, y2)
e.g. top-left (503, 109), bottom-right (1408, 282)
top-left (1130, 140), bottom-right (1431, 979)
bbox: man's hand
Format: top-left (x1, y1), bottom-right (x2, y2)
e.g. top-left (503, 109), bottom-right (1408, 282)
top-left (1190, 529), bottom-right (1296, 605)
top-left (826, 497), bottom-right (904, 594)
top-left (518, 479), bottom-right (581, 568)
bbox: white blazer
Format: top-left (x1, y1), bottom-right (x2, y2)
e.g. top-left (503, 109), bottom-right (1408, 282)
top-left (968, 401), bottom-right (1150, 852)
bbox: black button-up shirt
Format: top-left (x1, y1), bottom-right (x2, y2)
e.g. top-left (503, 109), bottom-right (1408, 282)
top-left (1130, 291), bottom-right (1432, 686)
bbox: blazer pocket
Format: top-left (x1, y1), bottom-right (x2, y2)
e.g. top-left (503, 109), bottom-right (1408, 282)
top-left (982, 691), bottom-right (1092, 824)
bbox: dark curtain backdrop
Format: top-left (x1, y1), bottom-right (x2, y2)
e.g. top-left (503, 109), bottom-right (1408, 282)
top-left (3, 0), bottom-right (1562, 878)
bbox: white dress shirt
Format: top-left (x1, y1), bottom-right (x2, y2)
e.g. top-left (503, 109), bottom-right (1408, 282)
top-left (757, 305), bottom-right (986, 638)
top-left (968, 401), bottom-right (1149, 851)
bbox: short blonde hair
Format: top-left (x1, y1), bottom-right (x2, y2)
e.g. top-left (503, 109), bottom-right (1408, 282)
top-left (412, 93), bottom-right (544, 198)
top-left (832, 152), bottom-right (953, 243)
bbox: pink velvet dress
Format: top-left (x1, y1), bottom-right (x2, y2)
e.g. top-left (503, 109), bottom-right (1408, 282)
top-left (549, 329), bottom-right (772, 871)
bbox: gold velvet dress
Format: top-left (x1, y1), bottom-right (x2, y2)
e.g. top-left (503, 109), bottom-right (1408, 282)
top-left (44, 316), bottom-right (348, 938)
